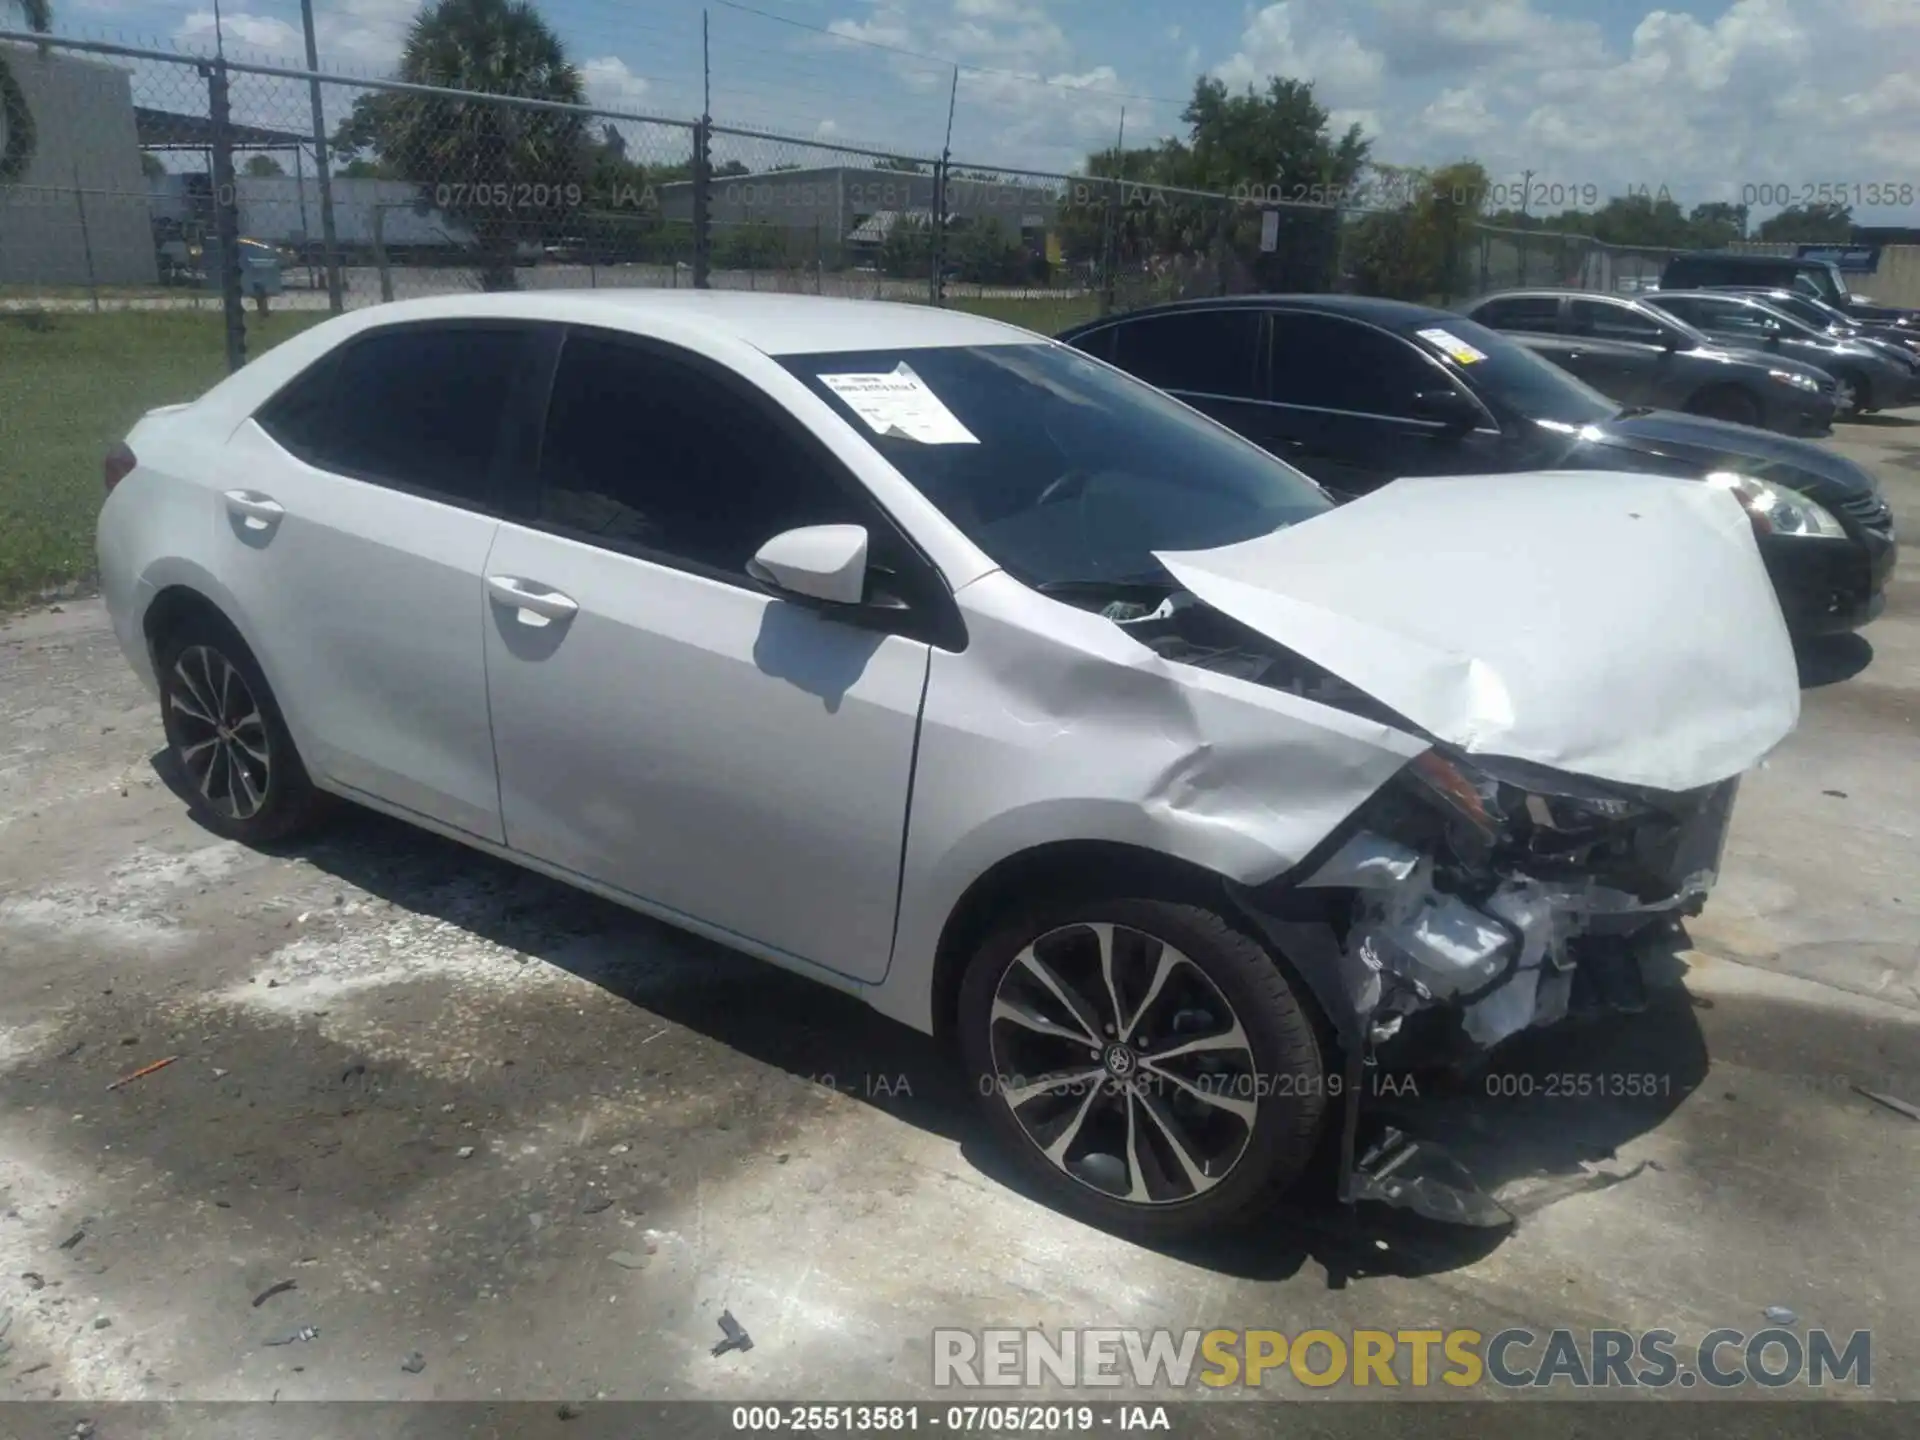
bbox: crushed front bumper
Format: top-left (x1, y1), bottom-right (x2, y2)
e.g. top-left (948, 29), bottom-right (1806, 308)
top-left (1230, 766), bottom-right (1741, 1225)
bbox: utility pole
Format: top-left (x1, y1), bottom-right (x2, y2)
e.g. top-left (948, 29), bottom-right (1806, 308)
top-left (1518, 167), bottom-right (1535, 218)
top-left (1098, 106), bottom-right (1124, 315)
top-left (692, 8), bottom-right (711, 288)
top-left (930, 65), bottom-right (957, 305)
top-left (300, 0), bottom-right (344, 311)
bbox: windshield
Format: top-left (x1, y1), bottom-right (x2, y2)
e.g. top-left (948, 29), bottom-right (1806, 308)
top-left (1798, 264), bottom-right (1848, 303)
top-left (779, 343), bottom-right (1331, 589)
top-left (1412, 315), bottom-right (1617, 427)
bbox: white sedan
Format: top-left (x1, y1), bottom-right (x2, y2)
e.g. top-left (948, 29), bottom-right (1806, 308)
top-left (97, 292), bottom-right (1800, 1238)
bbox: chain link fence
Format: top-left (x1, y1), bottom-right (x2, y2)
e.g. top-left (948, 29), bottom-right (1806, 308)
top-left (4, 29), bottom-right (1731, 371)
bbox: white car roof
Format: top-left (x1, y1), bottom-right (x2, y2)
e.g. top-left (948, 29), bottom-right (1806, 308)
top-left (327, 290), bottom-right (1046, 356)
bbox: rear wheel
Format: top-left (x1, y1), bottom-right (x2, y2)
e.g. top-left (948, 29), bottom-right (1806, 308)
top-left (958, 896), bottom-right (1328, 1239)
top-left (1832, 370), bottom-right (1870, 416)
top-left (156, 616), bottom-right (324, 844)
top-left (1687, 386), bottom-right (1762, 428)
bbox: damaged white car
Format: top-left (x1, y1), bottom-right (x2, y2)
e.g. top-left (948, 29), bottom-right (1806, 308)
top-left (97, 294), bottom-right (1801, 1240)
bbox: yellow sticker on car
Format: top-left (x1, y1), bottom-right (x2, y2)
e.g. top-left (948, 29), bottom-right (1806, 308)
top-left (1417, 327), bottom-right (1488, 365)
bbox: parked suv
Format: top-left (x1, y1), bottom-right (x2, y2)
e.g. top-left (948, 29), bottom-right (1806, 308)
top-left (1660, 251), bottom-right (1918, 328)
top-left (1643, 291), bottom-right (1920, 416)
top-left (1462, 289), bottom-right (1837, 433)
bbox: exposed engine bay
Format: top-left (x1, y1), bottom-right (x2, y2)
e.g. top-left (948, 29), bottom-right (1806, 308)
top-left (1090, 583), bottom-right (1742, 1223)
top-left (1098, 584), bottom-right (1735, 1058)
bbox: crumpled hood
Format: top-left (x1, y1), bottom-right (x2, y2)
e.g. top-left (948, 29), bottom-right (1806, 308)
top-left (1155, 470), bottom-right (1801, 794)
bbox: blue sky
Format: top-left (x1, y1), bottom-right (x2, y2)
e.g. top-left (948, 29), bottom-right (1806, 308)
top-left (11, 0), bottom-right (1920, 220)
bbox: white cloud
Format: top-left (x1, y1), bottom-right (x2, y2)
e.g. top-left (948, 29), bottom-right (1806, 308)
top-left (1214, 2), bottom-right (1386, 103)
top-left (581, 56), bottom-right (651, 112)
top-left (176, 10), bottom-right (305, 55)
top-left (816, 1), bottom-right (1142, 169)
top-left (174, 0), bottom-right (420, 75)
top-left (1198, 0), bottom-right (1920, 219)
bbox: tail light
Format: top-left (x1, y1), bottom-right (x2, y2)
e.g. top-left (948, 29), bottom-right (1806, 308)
top-left (104, 441), bottom-right (136, 495)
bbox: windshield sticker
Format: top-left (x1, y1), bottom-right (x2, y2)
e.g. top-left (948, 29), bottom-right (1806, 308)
top-left (1417, 328), bottom-right (1488, 365)
top-left (816, 363), bottom-right (980, 444)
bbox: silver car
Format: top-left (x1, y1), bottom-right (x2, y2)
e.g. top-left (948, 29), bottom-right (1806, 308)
top-left (95, 293), bottom-right (1800, 1236)
top-left (1644, 290), bottom-right (1919, 415)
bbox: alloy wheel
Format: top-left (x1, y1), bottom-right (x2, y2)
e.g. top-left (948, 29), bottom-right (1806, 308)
top-left (168, 644), bottom-right (272, 820)
top-left (1834, 377), bottom-right (1859, 414)
top-left (987, 922), bottom-right (1260, 1206)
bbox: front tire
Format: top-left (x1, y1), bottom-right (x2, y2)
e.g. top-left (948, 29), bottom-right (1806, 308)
top-left (958, 896), bottom-right (1328, 1239)
top-left (156, 616), bottom-right (324, 844)
top-left (1832, 370), bottom-right (1871, 416)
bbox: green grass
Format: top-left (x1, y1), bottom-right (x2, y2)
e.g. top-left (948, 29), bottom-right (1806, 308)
top-left (0, 310), bottom-right (323, 607)
top-left (944, 293), bottom-right (1103, 335)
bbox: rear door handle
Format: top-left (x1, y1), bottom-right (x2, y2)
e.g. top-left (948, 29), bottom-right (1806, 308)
top-left (486, 575), bottom-right (580, 625)
top-left (223, 490), bottom-right (284, 528)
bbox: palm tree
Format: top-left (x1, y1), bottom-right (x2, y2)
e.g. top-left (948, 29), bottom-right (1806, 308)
top-left (1, 0), bottom-right (54, 183)
top-left (330, 0), bottom-right (585, 289)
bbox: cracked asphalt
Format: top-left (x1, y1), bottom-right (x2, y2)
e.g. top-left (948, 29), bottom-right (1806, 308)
top-left (0, 412), bottom-right (1915, 1435)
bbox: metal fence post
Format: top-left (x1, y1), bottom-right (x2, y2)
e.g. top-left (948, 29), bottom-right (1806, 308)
top-left (1098, 177), bottom-right (1120, 316)
top-left (299, 1), bottom-right (344, 313)
top-left (691, 118), bottom-right (711, 289)
top-left (929, 159), bottom-right (948, 306)
top-left (206, 56), bottom-right (247, 373)
top-left (71, 163), bottom-right (100, 312)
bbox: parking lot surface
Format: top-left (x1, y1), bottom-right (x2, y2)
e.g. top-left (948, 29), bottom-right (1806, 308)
top-left (0, 414), bottom-right (1915, 1422)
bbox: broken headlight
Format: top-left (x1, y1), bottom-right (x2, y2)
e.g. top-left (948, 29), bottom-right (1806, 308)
top-left (1705, 471), bottom-right (1847, 539)
top-left (1405, 749), bottom-right (1655, 843)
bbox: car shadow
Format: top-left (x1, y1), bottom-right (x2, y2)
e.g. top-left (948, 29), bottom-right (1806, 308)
top-left (154, 750), bottom-right (1705, 1285)
top-left (1795, 631), bottom-right (1874, 687)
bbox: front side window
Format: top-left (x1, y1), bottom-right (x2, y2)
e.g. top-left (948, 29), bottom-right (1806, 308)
top-left (257, 325), bottom-right (530, 506)
top-left (1658, 296), bottom-right (1779, 341)
top-left (1568, 300), bottom-right (1665, 343)
top-left (536, 332), bottom-right (870, 576)
top-left (1268, 312), bottom-right (1445, 418)
top-left (779, 342), bottom-right (1329, 589)
top-left (1471, 296), bottom-right (1561, 333)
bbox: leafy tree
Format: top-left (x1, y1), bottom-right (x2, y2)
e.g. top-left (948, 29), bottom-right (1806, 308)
top-left (0, 0), bottom-right (52, 183)
top-left (1060, 77), bottom-right (1368, 294)
top-left (1756, 202), bottom-right (1851, 243)
top-left (714, 220), bottom-right (787, 269)
top-left (1180, 75), bottom-right (1369, 290)
top-left (1689, 201), bottom-right (1748, 245)
top-left (873, 155), bottom-right (926, 174)
top-left (876, 212), bottom-right (931, 278)
top-left (140, 151), bottom-right (166, 180)
top-left (244, 154), bottom-right (287, 177)
top-left (330, 0), bottom-right (586, 288)
top-left (1346, 161), bottom-right (1487, 302)
top-left (950, 216), bottom-right (1031, 285)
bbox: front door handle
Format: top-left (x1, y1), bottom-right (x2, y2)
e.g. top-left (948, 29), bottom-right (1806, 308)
top-left (486, 575), bottom-right (580, 625)
top-left (223, 490), bottom-right (284, 528)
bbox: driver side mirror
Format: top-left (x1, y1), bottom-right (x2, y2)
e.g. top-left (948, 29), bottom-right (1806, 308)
top-left (1658, 329), bottom-right (1683, 352)
top-left (1761, 318), bottom-right (1783, 346)
top-left (1410, 387), bottom-right (1480, 436)
top-left (747, 524), bottom-right (872, 606)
